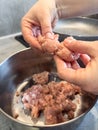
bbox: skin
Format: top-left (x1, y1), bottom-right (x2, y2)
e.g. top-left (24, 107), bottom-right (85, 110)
top-left (21, 0), bottom-right (58, 50)
top-left (54, 40), bottom-right (98, 95)
top-left (21, 0), bottom-right (98, 50)
top-left (21, 0), bottom-right (98, 95)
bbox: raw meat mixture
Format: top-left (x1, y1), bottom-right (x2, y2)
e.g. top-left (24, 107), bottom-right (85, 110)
top-left (38, 34), bottom-right (80, 62)
top-left (22, 71), bottom-right (81, 125)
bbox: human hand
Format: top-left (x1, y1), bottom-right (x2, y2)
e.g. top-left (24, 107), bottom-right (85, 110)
top-left (54, 39), bottom-right (98, 95)
top-left (21, 0), bottom-right (58, 50)
top-left (21, 0), bottom-right (98, 50)
top-left (21, 0), bottom-right (80, 62)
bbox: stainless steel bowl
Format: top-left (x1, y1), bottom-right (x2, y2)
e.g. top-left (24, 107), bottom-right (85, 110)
top-left (0, 48), bottom-right (97, 130)
top-left (53, 17), bottom-right (98, 42)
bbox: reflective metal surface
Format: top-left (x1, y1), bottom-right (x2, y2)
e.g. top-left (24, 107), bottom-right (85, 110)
top-left (53, 17), bottom-right (98, 41)
top-left (0, 48), bottom-right (97, 130)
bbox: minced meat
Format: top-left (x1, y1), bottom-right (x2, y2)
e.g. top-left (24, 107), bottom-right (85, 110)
top-left (22, 71), bottom-right (81, 125)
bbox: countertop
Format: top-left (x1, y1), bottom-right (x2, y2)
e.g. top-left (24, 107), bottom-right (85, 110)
top-left (0, 33), bottom-right (26, 63)
top-left (0, 33), bottom-right (98, 130)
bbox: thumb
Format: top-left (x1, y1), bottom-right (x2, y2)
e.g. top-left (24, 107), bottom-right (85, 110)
top-left (54, 55), bottom-right (87, 87)
top-left (64, 39), bottom-right (95, 57)
top-left (39, 14), bottom-right (54, 38)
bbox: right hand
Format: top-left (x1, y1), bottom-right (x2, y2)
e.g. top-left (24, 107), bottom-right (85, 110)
top-left (54, 39), bottom-right (98, 95)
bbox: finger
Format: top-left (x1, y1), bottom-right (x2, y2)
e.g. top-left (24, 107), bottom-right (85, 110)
top-left (54, 55), bottom-right (86, 86)
top-left (51, 16), bottom-right (58, 28)
top-left (71, 60), bottom-right (80, 69)
top-left (22, 29), bottom-right (42, 50)
top-left (21, 19), bottom-right (42, 50)
top-left (63, 60), bottom-right (80, 69)
top-left (54, 55), bottom-right (68, 70)
top-left (39, 13), bottom-right (54, 39)
top-left (64, 39), bottom-right (94, 57)
top-left (80, 54), bottom-right (91, 66)
top-left (56, 44), bottom-right (76, 62)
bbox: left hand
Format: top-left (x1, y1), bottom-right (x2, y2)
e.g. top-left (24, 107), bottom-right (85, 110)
top-left (21, 0), bottom-right (58, 50)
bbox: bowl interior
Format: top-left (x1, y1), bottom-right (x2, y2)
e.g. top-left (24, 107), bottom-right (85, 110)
top-left (53, 17), bottom-right (98, 41)
top-left (0, 48), bottom-right (97, 127)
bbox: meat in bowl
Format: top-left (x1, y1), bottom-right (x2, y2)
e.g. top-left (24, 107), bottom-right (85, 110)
top-left (13, 71), bottom-right (87, 125)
